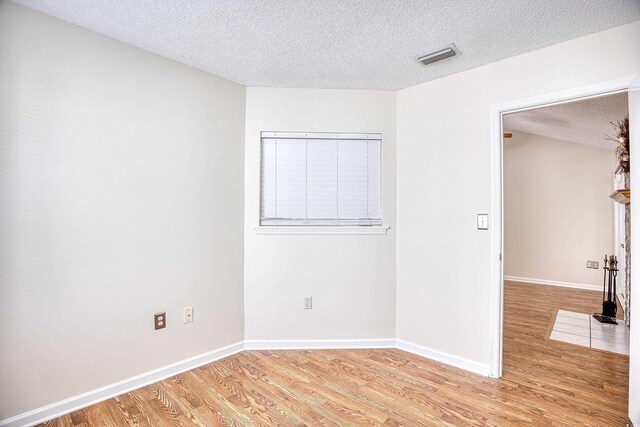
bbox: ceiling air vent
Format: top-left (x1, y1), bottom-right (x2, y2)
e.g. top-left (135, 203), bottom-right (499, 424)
top-left (417, 44), bottom-right (459, 66)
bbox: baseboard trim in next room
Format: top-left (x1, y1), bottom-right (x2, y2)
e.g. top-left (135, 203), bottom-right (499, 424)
top-left (504, 275), bottom-right (601, 292)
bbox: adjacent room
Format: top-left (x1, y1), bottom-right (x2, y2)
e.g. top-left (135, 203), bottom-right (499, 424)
top-left (501, 92), bottom-right (631, 425)
top-left (1, 1), bottom-right (639, 426)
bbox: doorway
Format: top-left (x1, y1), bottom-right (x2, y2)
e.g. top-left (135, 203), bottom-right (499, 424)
top-left (489, 75), bottom-right (639, 421)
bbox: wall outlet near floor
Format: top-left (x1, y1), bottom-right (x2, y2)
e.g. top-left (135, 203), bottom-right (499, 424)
top-left (587, 260), bottom-right (600, 269)
top-left (304, 296), bottom-right (312, 309)
top-left (183, 307), bottom-right (193, 323)
top-left (587, 261), bottom-right (593, 268)
top-left (154, 312), bottom-right (166, 330)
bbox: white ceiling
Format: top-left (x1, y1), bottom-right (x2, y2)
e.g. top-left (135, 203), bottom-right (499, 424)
top-left (11, 0), bottom-right (640, 90)
top-left (503, 92), bottom-right (629, 150)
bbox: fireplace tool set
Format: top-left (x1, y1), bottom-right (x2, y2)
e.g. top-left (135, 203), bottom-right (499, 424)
top-left (593, 254), bottom-right (618, 325)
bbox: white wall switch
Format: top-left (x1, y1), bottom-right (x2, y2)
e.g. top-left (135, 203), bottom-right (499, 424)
top-left (477, 214), bottom-right (489, 230)
top-left (304, 297), bottom-right (312, 309)
top-left (183, 307), bottom-right (193, 323)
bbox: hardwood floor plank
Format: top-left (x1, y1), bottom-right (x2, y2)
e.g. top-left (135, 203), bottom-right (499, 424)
top-left (37, 281), bottom-right (630, 426)
top-left (232, 353), bottom-right (335, 426)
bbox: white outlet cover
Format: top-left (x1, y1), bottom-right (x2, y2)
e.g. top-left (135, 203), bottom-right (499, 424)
top-left (304, 297), bottom-right (312, 309)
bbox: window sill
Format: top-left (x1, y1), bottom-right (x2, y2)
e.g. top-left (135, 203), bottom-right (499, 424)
top-left (253, 226), bottom-right (390, 235)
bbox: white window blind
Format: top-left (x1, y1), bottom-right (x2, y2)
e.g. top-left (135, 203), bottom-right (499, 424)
top-left (261, 132), bottom-right (382, 226)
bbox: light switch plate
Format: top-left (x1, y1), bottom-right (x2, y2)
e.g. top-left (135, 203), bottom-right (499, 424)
top-left (477, 214), bottom-right (489, 230)
top-left (183, 307), bottom-right (193, 323)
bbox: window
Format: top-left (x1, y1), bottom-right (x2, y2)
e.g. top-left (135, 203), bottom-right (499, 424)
top-left (260, 132), bottom-right (382, 226)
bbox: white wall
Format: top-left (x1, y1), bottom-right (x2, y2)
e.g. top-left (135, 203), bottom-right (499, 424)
top-left (396, 21), bottom-right (640, 369)
top-left (0, 2), bottom-right (245, 419)
top-left (244, 88), bottom-right (396, 341)
top-left (504, 130), bottom-right (615, 286)
top-left (628, 74), bottom-right (640, 427)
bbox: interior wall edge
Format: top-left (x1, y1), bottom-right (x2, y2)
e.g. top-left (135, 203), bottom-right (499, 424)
top-left (627, 73), bottom-right (640, 426)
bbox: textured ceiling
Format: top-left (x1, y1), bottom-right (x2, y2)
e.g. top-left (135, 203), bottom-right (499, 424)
top-left (10, 0), bottom-right (640, 90)
top-left (504, 92), bottom-right (629, 151)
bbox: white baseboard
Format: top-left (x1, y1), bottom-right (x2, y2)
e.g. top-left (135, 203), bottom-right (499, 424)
top-left (396, 339), bottom-right (490, 376)
top-left (244, 338), bottom-right (396, 350)
top-left (504, 275), bottom-right (601, 292)
top-left (0, 341), bottom-right (244, 427)
top-left (245, 338), bottom-right (489, 376)
top-left (2, 338), bottom-right (488, 427)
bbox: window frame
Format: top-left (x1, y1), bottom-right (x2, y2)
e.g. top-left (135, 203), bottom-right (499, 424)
top-left (256, 131), bottom-right (388, 235)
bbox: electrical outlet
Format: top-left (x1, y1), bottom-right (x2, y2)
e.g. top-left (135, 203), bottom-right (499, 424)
top-left (154, 312), bottom-right (166, 330)
top-left (183, 307), bottom-right (193, 323)
top-left (304, 296), bottom-right (312, 309)
top-left (587, 261), bottom-right (593, 268)
top-left (592, 261), bottom-right (599, 269)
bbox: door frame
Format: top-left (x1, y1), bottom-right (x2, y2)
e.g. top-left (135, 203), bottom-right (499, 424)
top-left (489, 75), bottom-right (638, 379)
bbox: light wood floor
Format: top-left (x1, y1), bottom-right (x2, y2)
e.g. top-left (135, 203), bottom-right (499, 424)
top-left (40, 281), bottom-right (629, 426)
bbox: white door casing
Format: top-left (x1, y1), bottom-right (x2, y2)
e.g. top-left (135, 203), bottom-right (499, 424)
top-left (490, 76), bottom-right (637, 382)
top-left (627, 73), bottom-right (640, 427)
